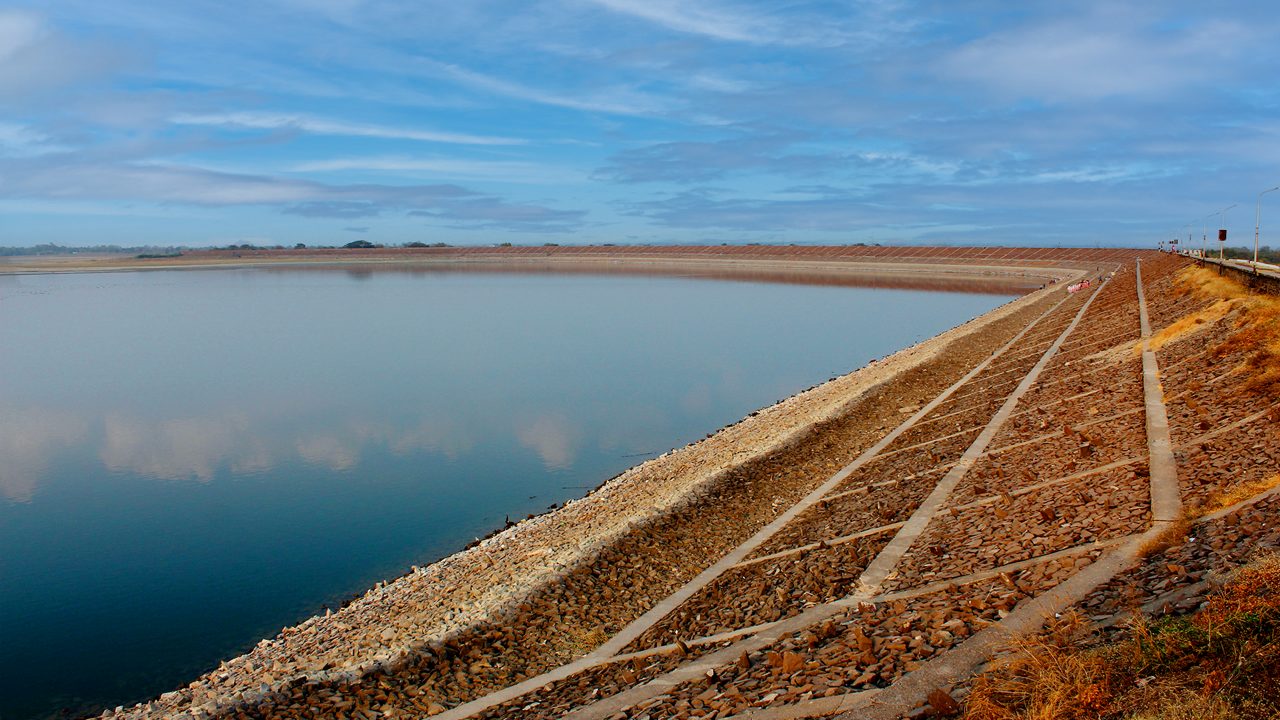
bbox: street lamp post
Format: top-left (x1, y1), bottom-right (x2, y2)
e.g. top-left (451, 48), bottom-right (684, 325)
top-left (1202, 212), bottom-right (1216, 258)
top-left (1256, 186), bottom-right (1280, 267)
top-left (1217, 204), bottom-right (1238, 261)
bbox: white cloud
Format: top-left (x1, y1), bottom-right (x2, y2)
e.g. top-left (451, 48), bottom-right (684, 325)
top-left (0, 9), bottom-right (128, 98)
top-left (685, 72), bottom-right (756, 94)
top-left (292, 155), bottom-right (586, 183)
top-left (0, 157), bottom-right (585, 228)
top-left (579, 0), bottom-right (770, 43)
top-left (436, 62), bottom-right (667, 116)
top-left (0, 123), bottom-right (64, 157)
top-left (573, 0), bottom-right (870, 47)
top-left (0, 9), bottom-right (43, 62)
top-left (1026, 164), bottom-right (1167, 184)
top-left (8, 161), bottom-right (323, 204)
top-left (0, 159), bottom-right (472, 205)
top-left (943, 14), bottom-right (1255, 102)
top-left (170, 111), bottom-right (526, 145)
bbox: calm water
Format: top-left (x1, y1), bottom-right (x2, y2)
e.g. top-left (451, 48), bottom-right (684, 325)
top-left (0, 268), bottom-right (1016, 719)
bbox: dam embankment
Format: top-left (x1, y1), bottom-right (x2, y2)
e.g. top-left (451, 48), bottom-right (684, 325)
top-left (82, 248), bottom-right (1139, 720)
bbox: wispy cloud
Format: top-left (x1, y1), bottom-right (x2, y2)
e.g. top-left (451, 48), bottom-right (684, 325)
top-left (282, 201), bottom-right (385, 218)
top-left (577, 0), bottom-right (772, 43)
top-left (0, 8), bottom-right (130, 99)
top-left (620, 187), bottom-right (886, 231)
top-left (407, 198), bottom-right (585, 231)
top-left (942, 12), bottom-right (1257, 103)
top-left (0, 9), bottom-right (42, 62)
top-left (8, 2), bottom-right (1280, 247)
top-left (434, 62), bottom-right (668, 116)
top-left (0, 122), bottom-right (65, 157)
top-left (0, 157), bottom-right (587, 231)
top-left (293, 155), bottom-right (586, 183)
top-left (573, 0), bottom-right (877, 47)
top-left (170, 112), bottom-right (526, 145)
top-left (596, 130), bottom-right (845, 183)
top-left (684, 72), bottom-right (757, 94)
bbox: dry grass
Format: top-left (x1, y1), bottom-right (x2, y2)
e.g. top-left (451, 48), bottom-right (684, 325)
top-left (963, 622), bottom-right (1114, 720)
top-left (1135, 517), bottom-right (1191, 560)
top-left (957, 555), bottom-right (1280, 720)
top-left (1172, 266), bottom-right (1280, 396)
top-left (563, 625), bottom-right (609, 656)
top-left (1146, 300), bottom-right (1234, 353)
top-left (1123, 691), bottom-right (1241, 720)
top-left (1174, 267), bottom-right (1252, 302)
top-left (1196, 553), bottom-right (1280, 628)
top-left (1190, 472), bottom-right (1280, 518)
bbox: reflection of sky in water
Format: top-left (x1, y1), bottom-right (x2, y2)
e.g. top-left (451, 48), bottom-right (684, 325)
top-left (0, 269), bottom-right (1015, 720)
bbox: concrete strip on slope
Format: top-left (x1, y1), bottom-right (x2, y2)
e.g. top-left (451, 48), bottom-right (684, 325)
top-left (1137, 260), bottom-right (1183, 523)
top-left (724, 690), bottom-right (878, 719)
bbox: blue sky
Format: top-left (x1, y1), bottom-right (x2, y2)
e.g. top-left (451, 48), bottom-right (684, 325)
top-left (1, 1), bottom-right (1278, 248)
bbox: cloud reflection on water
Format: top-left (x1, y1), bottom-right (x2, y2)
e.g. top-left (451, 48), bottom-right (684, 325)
top-left (515, 414), bottom-right (580, 471)
top-left (0, 405), bottom-right (495, 499)
top-left (100, 412), bottom-right (264, 481)
top-left (0, 407), bottom-right (88, 502)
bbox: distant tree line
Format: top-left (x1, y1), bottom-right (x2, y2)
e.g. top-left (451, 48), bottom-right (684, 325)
top-left (1, 240), bottom-right (905, 257)
top-left (0, 241), bottom-right (458, 255)
top-left (1223, 246), bottom-right (1280, 264)
top-left (0, 243), bottom-right (188, 256)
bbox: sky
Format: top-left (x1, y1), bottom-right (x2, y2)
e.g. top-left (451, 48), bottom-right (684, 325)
top-left (1, 1), bottom-right (1278, 248)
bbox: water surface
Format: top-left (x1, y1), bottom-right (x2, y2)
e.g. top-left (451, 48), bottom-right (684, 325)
top-left (0, 267), bottom-right (1016, 719)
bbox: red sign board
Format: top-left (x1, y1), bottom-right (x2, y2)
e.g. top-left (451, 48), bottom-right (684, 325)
top-left (1219, 229), bottom-right (1228, 241)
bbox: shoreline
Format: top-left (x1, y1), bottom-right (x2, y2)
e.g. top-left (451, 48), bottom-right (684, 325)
top-left (1, 255), bottom-right (1048, 296)
top-left (0, 245), bottom-right (1118, 285)
top-left (100, 253), bottom-right (1091, 720)
top-left (2, 253), bottom-right (1058, 296)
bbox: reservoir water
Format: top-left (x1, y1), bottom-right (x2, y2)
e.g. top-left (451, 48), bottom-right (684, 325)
top-left (0, 266), bottom-right (1018, 719)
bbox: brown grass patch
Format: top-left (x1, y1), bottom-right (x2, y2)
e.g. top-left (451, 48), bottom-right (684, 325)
top-left (958, 554), bottom-right (1280, 719)
top-left (1146, 300), bottom-right (1234, 353)
top-left (1136, 517), bottom-right (1191, 560)
top-left (1189, 473), bottom-right (1280, 518)
top-left (963, 614), bottom-right (1113, 720)
top-left (1173, 267), bottom-right (1252, 302)
top-left (563, 625), bottom-right (609, 656)
top-left (1171, 267), bottom-right (1280, 396)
